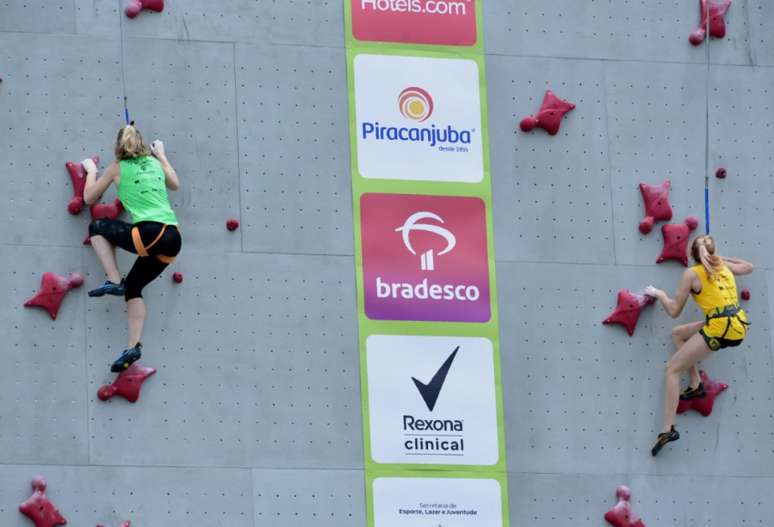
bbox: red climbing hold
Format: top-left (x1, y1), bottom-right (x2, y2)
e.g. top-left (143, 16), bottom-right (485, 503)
top-left (19, 476), bottom-right (67, 527)
top-left (83, 199), bottom-right (124, 245)
top-left (657, 217), bottom-right (699, 266)
top-left (638, 181), bottom-right (673, 234)
top-left (98, 363), bottom-right (156, 403)
top-left (124, 0), bottom-right (164, 18)
top-left (603, 289), bottom-right (656, 336)
top-left (226, 218), bottom-right (240, 231)
top-left (741, 288), bottom-right (751, 301)
top-left (715, 167), bottom-right (727, 179)
top-left (689, 0), bottom-right (732, 46)
top-left (604, 485), bottom-right (645, 527)
top-left (24, 272), bottom-right (84, 320)
top-left (97, 521), bottom-right (130, 527)
top-left (519, 90), bottom-right (575, 136)
top-left (172, 271), bottom-right (183, 284)
top-left (677, 370), bottom-right (728, 416)
top-left (65, 156), bottom-right (99, 215)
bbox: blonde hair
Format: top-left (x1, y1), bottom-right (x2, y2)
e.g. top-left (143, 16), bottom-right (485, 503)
top-left (691, 235), bottom-right (723, 278)
top-left (114, 123), bottom-right (150, 160)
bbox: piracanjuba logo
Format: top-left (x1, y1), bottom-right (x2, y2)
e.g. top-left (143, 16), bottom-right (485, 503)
top-left (398, 86), bottom-right (434, 122)
top-left (361, 86), bottom-right (474, 148)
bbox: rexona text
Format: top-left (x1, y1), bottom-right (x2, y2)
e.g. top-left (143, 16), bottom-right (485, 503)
top-left (403, 415), bottom-right (464, 453)
top-left (362, 122), bottom-right (474, 148)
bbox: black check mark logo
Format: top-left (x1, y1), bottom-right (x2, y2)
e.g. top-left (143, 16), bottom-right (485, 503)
top-left (411, 346), bottom-right (459, 412)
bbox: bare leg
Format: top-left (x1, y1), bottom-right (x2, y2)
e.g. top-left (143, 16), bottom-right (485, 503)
top-left (127, 298), bottom-right (145, 347)
top-left (91, 235), bottom-right (121, 283)
top-left (660, 332), bottom-right (714, 433)
top-left (671, 321), bottom-right (704, 387)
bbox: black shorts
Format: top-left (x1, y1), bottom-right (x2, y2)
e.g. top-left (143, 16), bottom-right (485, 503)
top-left (89, 219), bottom-right (181, 300)
top-left (699, 328), bottom-right (743, 351)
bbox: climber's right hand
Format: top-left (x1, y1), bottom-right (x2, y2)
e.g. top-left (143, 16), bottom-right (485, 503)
top-left (150, 139), bottom-right (166, 159)
top-left (81, 158), bottom-right (98, 175)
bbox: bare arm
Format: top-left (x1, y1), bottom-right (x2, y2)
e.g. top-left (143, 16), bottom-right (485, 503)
top-left (84, 161), bottom-right (119, 205)
top-left (150, 140), bottom-right (180, 191)
top-left (722, 256), bottom-right (754, 276)
top-left (645, 269), bottom-right (698, 319)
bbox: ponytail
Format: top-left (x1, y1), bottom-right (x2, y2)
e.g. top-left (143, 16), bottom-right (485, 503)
top-left (692, 235), bottom-right (723, 278)
top-left (115, 123), bottom-right (150, 160)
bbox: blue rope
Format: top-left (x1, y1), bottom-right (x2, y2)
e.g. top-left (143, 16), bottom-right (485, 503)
top-left (704, 185), bottom-right (710, 234)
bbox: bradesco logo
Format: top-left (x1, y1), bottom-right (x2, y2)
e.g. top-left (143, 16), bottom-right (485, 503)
top-left (361, 193), bottom-right (490, 322)
top-left (354, 54), bottom-right (484, 183)
top-left (366, 335), bottom-right (499, 466)
top-left (351, 0), bottom-right (477, 46)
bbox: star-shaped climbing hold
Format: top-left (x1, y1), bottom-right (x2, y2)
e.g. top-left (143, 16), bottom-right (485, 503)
top-left (638, 180), bottom-right (673, 234)
top-left (65, 156), bottom-right (99, 215)
top-left (19, 476), bottom-right (67, 527)
top-left (97, 521), bottom-right (130, 527)
top-left (689, 0), bottom-right (732, 46)
top-left (124, 0), bottom-right (164, 18)
top-left (520, 90), bottom-right (575, 136)
top-left (24, 272), bottom-right (84, 320)
top-left (83, 199), bottom-right (124, 245)
top-left (604, 485), bottom-right (646, 527)
top-left (98, 363), bottom-right (156, 403)
top-left (656, 216), bottom-right (699, 266)
top-left (603, 289), bottom-right (656, 336)
top-left (677, 370), bottom-right (728, 416)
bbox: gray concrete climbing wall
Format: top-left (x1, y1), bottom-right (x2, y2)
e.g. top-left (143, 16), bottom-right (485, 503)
top-left (0, 1), bottom-right (772, 526)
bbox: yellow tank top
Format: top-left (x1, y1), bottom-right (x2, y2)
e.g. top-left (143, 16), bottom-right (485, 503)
top-left (690, 264), bottom-right (739, 315)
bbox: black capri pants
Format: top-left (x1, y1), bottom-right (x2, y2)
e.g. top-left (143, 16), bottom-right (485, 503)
top-left (89, 219), bottom-right (182, 300)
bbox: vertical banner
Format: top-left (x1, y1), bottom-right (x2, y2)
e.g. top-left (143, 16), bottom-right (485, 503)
top-left (344, 1), bottom-right (510, 525)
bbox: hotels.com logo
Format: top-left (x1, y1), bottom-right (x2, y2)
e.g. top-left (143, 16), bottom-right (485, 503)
top-left (361, 193), bottom-right (490, 323)
top-left (351, 0), bottom-right (477, 46)
top-left (398, 87), bottom-right (434, 122)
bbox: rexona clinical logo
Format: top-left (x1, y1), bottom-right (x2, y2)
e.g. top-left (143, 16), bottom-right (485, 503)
top-left (351, 0), bottom-right (477, 46)
top-left (354, 54), bottom-right (484, 183)
top-left (361, 193), bottom-right (490, 322)
top-left (366, 335), bottom-right (499, 466)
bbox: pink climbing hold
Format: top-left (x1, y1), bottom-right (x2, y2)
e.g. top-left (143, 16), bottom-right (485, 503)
top-left (24, 272), bottom-right (84, 320)
top-left (677, 370), bottom-right (728, 416)
top-left (98, 363), bottom-right (156, 403)
top-left (226, 218), bottom-right (240, 231)
top-left (657, 216), bottom-right (699, 266)
top-left (172, 271), bottom-right (183, 284)
top-left (689, 0), bottom-right (732, 46)
top-left (715, 167), bottom-right (727, 179)
top-left (603, 289), bottom-right (656, 337)
top-left (19, 476), bottom-right (67, 527)
top-left (65, 156), bottom-right (99, 215)
top-left (97, 521), bottom-right (130, 527)
top-left (520, 90), bottom-right (575, 136)
top-left (83, 199), bottom-right (124, 245)
top-left (604, 485), bottom-right (645, 527)
top-left (741, 288), bottom-right (751, 301)
top-left (638, 181), bottom-right (673, 234)
top-left (124, 0), bottom-right (164, 18)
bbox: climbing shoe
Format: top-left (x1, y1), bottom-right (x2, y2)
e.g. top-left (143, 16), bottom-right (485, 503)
top-left (110, 343), bottom-right (142, 373)
top-left (88, 279), bottom-right (125, 298)
top-left (680, 382), bottom-right (706, 400)
top-left (651, 426), bottom-right (679, 457)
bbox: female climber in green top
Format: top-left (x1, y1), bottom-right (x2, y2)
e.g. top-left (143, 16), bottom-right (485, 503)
top-left (83, 123), bottom-right (182, 373)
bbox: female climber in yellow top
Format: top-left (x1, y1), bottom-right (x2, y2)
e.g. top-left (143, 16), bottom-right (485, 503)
top-left (644, 235), bottom-right (753, 456)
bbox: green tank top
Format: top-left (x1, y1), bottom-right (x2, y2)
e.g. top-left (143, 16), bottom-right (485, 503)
top-left (117, 156), bottom-right (178, 225)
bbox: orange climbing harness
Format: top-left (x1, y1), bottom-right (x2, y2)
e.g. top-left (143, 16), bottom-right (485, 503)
top-left (131, 224), bottom-right (176, 264)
